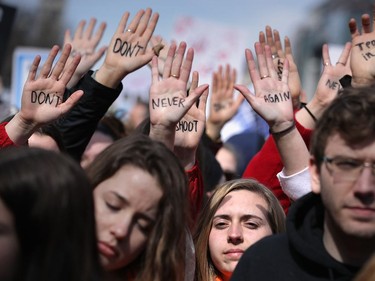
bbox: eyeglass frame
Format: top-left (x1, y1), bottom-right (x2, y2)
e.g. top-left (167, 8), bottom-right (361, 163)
top-left (322, 155), bottom-right (375, 181)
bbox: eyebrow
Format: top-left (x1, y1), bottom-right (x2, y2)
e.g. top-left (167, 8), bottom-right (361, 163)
top-left (213, 214), bottom-right (263, 221)
top-left (109, 191), bottom-right (157, 223)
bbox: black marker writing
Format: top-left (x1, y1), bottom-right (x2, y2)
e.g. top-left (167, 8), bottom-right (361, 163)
top-left (325, 79), bottom-right (339, 90)
top-left (176, 120), bottom-right (198, 132)
top-left (31, 91), bottom-right (61, 107)
top-left (113, 38), bottom-right (144, 57)
top-left (151, 97), bottom-right (186, 109)
top-left (264, 91), bottom-right (290, 103)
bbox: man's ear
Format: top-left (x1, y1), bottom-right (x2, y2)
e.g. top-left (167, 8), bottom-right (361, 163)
top-left (309, 156), bottom-right (321, 194)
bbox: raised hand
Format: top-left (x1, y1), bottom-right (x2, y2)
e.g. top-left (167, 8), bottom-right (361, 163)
top-left (174, 71), bottom-right (209, 168)
top-left (349, 10), bottom-right (375, 87)
top-left (149, 41), bottom-right (209, 151)
top-left (64, 18), bottom-right (107, 88)
top-left (5, 44), bottom-right (83, 145)
top-left (95, 8), bottom-right (159, 88)
top-left (234, 42), bottom-right (293, 133)
top-left (259, 26), bottom-right (302, 109)
top-left (206, 64), bottom-right (244, 142)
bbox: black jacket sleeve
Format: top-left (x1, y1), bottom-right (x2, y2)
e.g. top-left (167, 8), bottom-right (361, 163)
top-left (55, 70), bottom-right (123, 161)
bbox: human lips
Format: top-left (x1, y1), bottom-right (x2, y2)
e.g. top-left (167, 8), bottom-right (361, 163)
top-left (346, 206), bottom-right (375, 220)
top-left (224, 249), bottom-right (244, 260)
top-left (98, 241), bottom-right (118, 258)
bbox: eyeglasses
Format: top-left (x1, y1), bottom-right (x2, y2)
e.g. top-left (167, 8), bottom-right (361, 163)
top-left (323, 156), bottom-right (375, 182)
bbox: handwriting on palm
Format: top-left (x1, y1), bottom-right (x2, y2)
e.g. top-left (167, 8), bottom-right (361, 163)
top-left (260, 26), bottom-right (301, 108)
top-left (104, 9), bottom-right (159, 77)
top-left (21, 44), bottom-right (82, 125)
top-left (235, 44), bottom-right (293, 127)
top-left (349, 14), bottom-right (375, 85)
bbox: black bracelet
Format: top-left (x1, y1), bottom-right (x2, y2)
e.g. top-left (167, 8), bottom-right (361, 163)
top-left (269, 121), bottom-right (296, 137)
top-left (301, 103), bottom-right (317, 122)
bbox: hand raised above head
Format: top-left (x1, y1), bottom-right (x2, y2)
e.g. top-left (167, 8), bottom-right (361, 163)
top-left (348, 10), bottom-right (375, 87)
top-left (64, 18), bottom-right (107, 88)
top-left (235, 42), bottom-right (293, 132)
top-left (149, 41), bottom-right (208, 150)
top-left (95, 8), bottom-right (159, 88)
top-left (259, 26), bottom-right (301, 109)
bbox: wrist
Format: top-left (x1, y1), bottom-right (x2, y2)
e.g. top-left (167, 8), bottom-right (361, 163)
top-left (95, 64), bottom-right (127, 89)
top-left (5, 113), bottom-right (39, 145)
top-left (269, 120), bottom-right (295, 137)
top-left (205, 121), bottom-right (223, 142)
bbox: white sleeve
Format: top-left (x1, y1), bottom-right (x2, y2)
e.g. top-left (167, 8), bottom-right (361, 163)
top-left (277, 167), bottom-right (312, 201)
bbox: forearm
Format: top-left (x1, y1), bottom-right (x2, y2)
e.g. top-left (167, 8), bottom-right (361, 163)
top-left (272, 125), bottom-right (310, 176)
top-left (5, 113), bottom-right (39, 146)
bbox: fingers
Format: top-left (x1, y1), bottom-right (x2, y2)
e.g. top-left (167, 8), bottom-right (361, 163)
top-left (73, 20), bottom-right (86, 40)
top-left (361, 14), bottom-right (371, 34)
top-left (336, 42), bottom-right (352, 66)
top-left (151, 56), bottom-right (160, 83)
top-left (162, 43), bottom-right (177, 79)
top-left (50, 44), bottom-right (73, 80)
top-left (321, 43), bottom-right (331, 67)
top-left (40, 45), bottom-right (60, 78)
top-left (180, 47), bottom-right (194, 83)
top-left (245, 48), bottom-right (260, 82)
top-left (58, 45), bottom-right (81, 84)
top-left (170, 41), bottom-right (187, 79)
top-left (142, 12), bottom-right (160, 43)
top-left (116, 11), bottom-right (131, 34)
top-left (197, 87), bottom-right (209, 113)
top-left (135, 7), bottom-right (152, 35)
top-left (281, 58), bottom-right (289, 84)
top-left (264, 45), bottom-right (278, 79)
top-left (189, 71), bottom-right (199, 93)
top-left (92, 21), bottom-right (107, 47)
top-left (59, 90), bottom-right (84, 114)
top-left (265, 25), bottom-right (277, 55)
top-left (254, 42), bottom-right (268, 78)
top-left (27, 55), bottom-right (41, 82)
top-left (348, 18), bottom-right (360, 38)
top-left (124, 9), bottom-right (144, 34)
top-left (273, 30), bottom-right (283, 58)
top-left (234, 84), bottom-right (254, 104)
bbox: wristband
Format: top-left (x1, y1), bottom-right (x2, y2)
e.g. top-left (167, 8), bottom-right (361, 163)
top-left (269, 121), bottom-right (296, 137)
top-left (301, 103), bottom-right (317, 122)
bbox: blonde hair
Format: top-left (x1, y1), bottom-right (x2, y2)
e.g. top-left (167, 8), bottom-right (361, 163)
top-left (193, 178), bottom-right (286, 281)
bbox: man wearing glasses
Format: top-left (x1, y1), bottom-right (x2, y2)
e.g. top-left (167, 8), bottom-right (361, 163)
top-left (231, 87), bottom-right (375, 281)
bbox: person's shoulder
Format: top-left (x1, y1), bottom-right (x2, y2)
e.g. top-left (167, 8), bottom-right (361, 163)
top-left (230, 234), bottom-right (293, 281)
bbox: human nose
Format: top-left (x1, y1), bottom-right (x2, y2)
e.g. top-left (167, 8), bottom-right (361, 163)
top-left (353, 166), bottom-right (375, 205)
top-left (227, 223), bottom-right (244, 244)
top-left (110, 217), bottom-right (131, 239)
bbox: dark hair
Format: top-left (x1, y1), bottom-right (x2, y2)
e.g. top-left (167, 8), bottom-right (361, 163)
top-left (311, 86), bottom-right (375, 168)
top-left (85, 134), bottom-right (189, 281)
top-left (0, 147), bottom-right (101, 281)
top-left (96, 115), bottom-right (127, 141)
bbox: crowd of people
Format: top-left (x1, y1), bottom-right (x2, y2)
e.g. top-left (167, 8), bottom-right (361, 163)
top-left (0, 4), bottom-right (375, 281)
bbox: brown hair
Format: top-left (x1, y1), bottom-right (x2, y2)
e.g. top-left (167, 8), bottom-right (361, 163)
top-left (193, 178), bottom-right (285, 281)
top-left (311, 86), bottom-right (375, 169)
top-left (86, 134), bottom-right (189, 281)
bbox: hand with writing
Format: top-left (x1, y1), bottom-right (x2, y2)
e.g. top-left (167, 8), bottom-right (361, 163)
top-left (149, 41), bottom-right (209, 152)
top-left (349, 10), bottom-right (375, 87)
top-left (295, 42), bottom-right (352, 129)
top-left (64, 18), bottom-right (107, 88)
top-left (5, 44), bottom-right (83, 145)
top-left (206, 64), bottom-right (244, 142)
top-left (174, 71), bottom-right (209, 169)
top-left (234, 42), bottom-right (293, 133)
top-left (95, 8), bottom-right (159, 88)
top-left (259, 26), bottom-right (302, 109)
